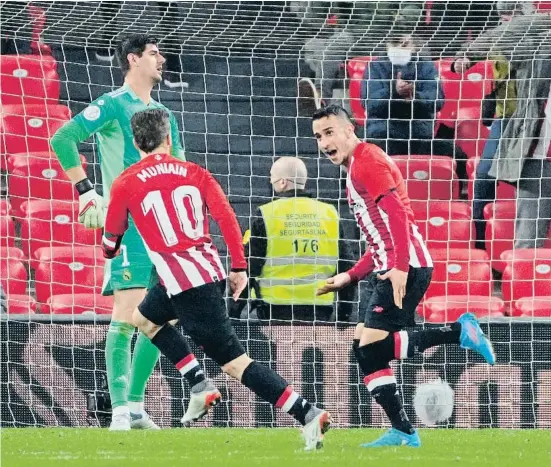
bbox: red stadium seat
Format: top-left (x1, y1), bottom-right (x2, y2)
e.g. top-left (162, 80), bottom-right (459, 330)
top-left (346, 56), bottom-right (373, 127)
top-left (346, 56), bottom-right (372, 78)
top-left (423, 296), bottom-right (505, 323)
top-left (19, 199), bottom-right (101, 259)
top-left (29, 5), bottom-right (52, 56)
top-left (0, 214), bottom-right (16, 248)
top-left (6, 294), bottom-right (37, 314)
top-left (0, 246), bottom-right (25, 261)
top-left (411, 200), bottom-right (471, 220)
top-left (466, 159), bottom-right (517, 202)
top-left (435, 58), bottom-right (493, 129)
top-left (43, 294), bottom-right (113, 315)
top-left (535, 1), bottom-right (551, 12)
top-left (0, 54), bottom-right (59, 105)
top-left (512, 297), bottom-right (551, 318)
top-left (483, 200), bottom-right (516, 221)
top-left (501, 250), bottom-right (551, 302)
top-left (424, 249), bottom-right (491, 307)
top-left (0, 199), bottom-right (11, 215)
top-left (455, 120), bottom-right (489, 159)
top-left (429, 247), bottom-right (490, 262)
top-left (393, 156), bottom-right (459, 200)
top-left (411, 200), bottom-right (473, 249)
top-left (33, 246), bottom-right (105, 303)
top-left (33, 245), bottom-right (104, 264)
top-left (500, 247), bottom-right (551, 264)
top-left (6, 150), bottom-right (85, 173)
top-left (0, 104), bottom-right (71, 162)
top-left (425, 258), bottom-right (492, 299)
top-left (0, 259), bottom-right (27, 295)
top-left (486, 217), bottom-right (551, 272)
top-left (7, 152), bottom-right (86, 215)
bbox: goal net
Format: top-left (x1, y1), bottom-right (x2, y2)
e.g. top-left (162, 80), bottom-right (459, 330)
top-left (1, 1), bottom-right (550, 429)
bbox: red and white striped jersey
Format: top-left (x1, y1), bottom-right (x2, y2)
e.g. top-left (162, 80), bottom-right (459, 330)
top-left (103, 153), bottom-right (247, 296)
top-left (346, 142), bottom-right (433, 273)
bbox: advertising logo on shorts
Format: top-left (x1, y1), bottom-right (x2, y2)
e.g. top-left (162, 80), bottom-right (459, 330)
top-left (83, 105), bottom-right (101, 121)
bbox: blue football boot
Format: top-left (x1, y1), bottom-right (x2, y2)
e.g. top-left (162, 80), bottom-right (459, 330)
top-left (361, 428), bottom-right (421, 448)
top-left (457, 312), bottom-right (496, 365)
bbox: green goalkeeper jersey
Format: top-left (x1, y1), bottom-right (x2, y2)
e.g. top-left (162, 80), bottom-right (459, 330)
top-left (51, 84), bottom-right (185, 200)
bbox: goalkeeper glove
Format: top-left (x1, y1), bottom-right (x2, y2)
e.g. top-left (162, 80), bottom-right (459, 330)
top-left (75, 178), bottom-right (104, 229)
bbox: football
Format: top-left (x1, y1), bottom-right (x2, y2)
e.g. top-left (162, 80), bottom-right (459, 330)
top-left (413, 379), bottom-right (455, 426)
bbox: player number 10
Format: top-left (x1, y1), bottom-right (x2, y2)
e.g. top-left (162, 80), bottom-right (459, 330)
top-left (292, 239), bottom-right (319, 253)
top-left (141, 186), bottom-right (204, 246)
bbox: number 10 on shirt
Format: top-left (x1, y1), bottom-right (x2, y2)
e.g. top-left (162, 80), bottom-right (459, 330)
top-left (141, 185), bottom-right (205, 246)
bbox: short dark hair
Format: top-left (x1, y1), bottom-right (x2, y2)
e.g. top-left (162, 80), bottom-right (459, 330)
top-left (312, 104), bottom-right (353, 123)
top-left (131, 109), bottom-right (170, 153)
top-left (116, 34), bottom-right (158, 76)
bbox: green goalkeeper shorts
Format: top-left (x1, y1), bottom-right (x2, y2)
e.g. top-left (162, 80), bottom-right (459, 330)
top-left (101, 222), bottom-right (154, 296)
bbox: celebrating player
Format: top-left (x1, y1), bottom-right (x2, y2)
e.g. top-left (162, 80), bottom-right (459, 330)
top-left (51, 34), bottom-right (216, 430)
top-left (102, 108), bottom-right (331, 450)
top-left (312, 105), bottom-right (495, 448)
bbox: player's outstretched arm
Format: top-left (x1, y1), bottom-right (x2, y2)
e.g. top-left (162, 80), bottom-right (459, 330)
top-left (317, 251), bottom-right (374, 296)
top-left (101, 178), bottom-right (129, 259)
top-left (51, 97), bottom-right (115, 229)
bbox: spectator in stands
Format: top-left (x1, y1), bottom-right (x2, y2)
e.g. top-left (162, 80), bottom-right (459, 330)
top-left (232, 157), bottom-right (356, 323)
top-left (302, 14), bottom-right (354, 106)
top-left (361, 32), bottom-right (469, 182)
top-left (453, 7), bottom-right (551, 249)
top-left (467, 59), bottom-right (518, 248)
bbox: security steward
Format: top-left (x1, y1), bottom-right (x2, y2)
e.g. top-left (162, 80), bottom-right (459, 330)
top-left (232, 156), bottom-right (356, 322)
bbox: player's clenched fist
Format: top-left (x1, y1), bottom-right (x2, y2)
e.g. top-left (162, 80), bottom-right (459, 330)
top-left (75, 178), bottom-right (105, 229)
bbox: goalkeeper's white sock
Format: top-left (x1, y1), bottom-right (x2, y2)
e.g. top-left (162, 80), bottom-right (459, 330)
top-left (112, 405), bottom-right (130, 417)
top-left (128, 401), bottom-right (144, 414)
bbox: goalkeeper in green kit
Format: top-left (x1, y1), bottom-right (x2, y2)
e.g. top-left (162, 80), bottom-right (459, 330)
top-left (51, 35), bottom-right (220, 430)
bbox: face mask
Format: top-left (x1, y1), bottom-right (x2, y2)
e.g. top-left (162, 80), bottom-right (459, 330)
top-left (387, 47), bottom-right (412, 66)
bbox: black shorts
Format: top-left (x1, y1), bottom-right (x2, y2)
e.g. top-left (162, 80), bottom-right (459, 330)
top-left (138, 281), bottom-right (246, 366)
top-left (358, 267), bottom-right (433, 333)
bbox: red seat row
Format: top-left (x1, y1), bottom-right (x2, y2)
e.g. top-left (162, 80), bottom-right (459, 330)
top-left (6, 293), bottom-right (113, 315)
top-left (2, 199), bottom-right (101, 258)
top-left (0, 54), bottom-right (59, 106)
top-left (1, 245), bottom-right (105, 309)
top-left (3, 242), bottom-right (549, 318)
top-left (1, 103), bottom-right (71, 172)
top-left (484, 200), bottom-right (551, 272)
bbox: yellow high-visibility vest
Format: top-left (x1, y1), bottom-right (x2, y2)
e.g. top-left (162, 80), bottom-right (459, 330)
top-left (258, 196), bottom-right (339, 306)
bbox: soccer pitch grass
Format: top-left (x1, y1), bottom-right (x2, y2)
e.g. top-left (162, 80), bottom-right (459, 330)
top-left (2, 428), bottom-right (550, 467)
